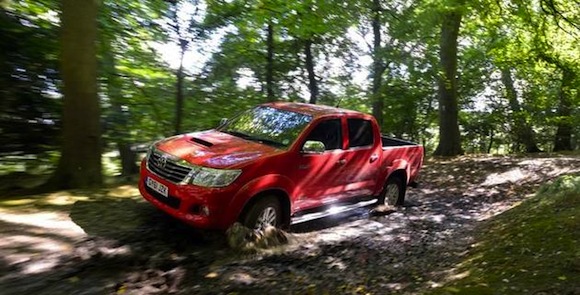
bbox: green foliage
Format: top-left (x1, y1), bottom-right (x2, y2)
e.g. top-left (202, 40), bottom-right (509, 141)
top-left (203, 0), bottom-right (360, 106)
top-left (459, 110), bottom-right (500, 154)
top-left (98, 0), bottom-right (174, 141)
top-left (430, 175), bottom-right (580, 294)
top-left (0, 5), bottom-right (60, 155)
top-left (2, 0), bottom-right (580, 178)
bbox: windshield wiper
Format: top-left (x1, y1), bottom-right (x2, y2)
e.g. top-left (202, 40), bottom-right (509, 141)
top-left (223, 130), bottom-right (285, 147)
top-left (249, 137), bottom-right (285, 148)
top-left (223, 130), bottom-right (251, 139)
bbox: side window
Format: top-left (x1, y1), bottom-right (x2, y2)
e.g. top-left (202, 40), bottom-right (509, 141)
top-left (303, 119), bottom-right (342, 150)
top-left (348, 118), bottom-right (373, 148)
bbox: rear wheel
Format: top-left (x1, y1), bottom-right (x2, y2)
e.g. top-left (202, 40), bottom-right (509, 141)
top-left (242, 196), bottom-right (281, 231)
top-left (378, 177), bottom-right (405, 206)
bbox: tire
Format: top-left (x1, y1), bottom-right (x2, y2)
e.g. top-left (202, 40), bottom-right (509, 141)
top-left (242, 196), bottom-right (282, 231)
top-left (378, 177), bottom-right (405, 206)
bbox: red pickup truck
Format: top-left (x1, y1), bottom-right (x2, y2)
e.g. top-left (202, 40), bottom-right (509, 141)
top-left (139, 102), bottom-right (424, 230)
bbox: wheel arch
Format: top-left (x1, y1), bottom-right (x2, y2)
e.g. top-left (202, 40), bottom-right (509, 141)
top-left (238, 188), bottom-right (291, 228)
top-left (378, 169), bottom-right (408, 206)
top-left (226, 174), bottom-right (294, 227)
top-left (387, 169), bottom-right (408, 190)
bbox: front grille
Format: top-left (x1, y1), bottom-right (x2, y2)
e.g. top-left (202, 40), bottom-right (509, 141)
top-left (147, 151), bottom-right (192, 183)
top-left (144, 181), bottom-right (181, 209)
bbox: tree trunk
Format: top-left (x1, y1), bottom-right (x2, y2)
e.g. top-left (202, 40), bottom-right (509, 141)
top-left (537, 53), bottom-right (577, 151)
top-left (49, 0), bottom-right (101, 189)
top-left (433, 11), bottom-right (463, 156)
top-left (500, 67), bottom-right (541, 153)
top-left (487, 129), bottom-right (494, 154)
top-left (174, 38), bottom-right (186, 135)
top-left (371, 0), bottom-right (384, 127)
top-left (553, 68), bottom-right (575, 151)
top-left (118, 143), bottom-right (139, 176)
top-left (304, 39), bottom-right (318, 104)
top-left (266, 21), bottom-right (275, 102)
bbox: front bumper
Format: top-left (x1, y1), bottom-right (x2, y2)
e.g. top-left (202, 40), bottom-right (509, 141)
top-left (138, 160), bottom-right (239, 230)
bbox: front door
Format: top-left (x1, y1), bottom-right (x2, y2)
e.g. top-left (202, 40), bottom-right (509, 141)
top-left (289, 118), bottom-right (346, 210)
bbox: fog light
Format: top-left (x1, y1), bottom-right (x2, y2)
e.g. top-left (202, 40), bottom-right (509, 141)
top-left (190, 204), bottom-right (210, 216)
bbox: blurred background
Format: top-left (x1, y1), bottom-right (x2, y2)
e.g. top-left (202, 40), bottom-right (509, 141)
top-left (0, 0), bottom-right (578, 189)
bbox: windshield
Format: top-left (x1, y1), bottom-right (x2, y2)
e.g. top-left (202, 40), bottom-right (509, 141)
top-left (218, 106), bottom-right (312, 148)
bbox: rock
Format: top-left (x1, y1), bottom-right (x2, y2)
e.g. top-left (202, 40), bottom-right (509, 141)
top-left (370, 204), bottom-right (396, 216)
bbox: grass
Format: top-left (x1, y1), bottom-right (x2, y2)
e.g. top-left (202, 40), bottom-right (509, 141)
top-left (0, 151), bottom-right (143, 196)
top-left (430, 175), bottom-right (580, 295)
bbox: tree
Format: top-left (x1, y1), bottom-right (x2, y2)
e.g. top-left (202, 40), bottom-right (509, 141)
top-left (204, 0), bottom-right (357, 105)
top-left (499, 67), bottom-right (541, 153)
top-left (0, 6), bottom-right (60, 156)
top-left (48, 0), bottom-right (101, 188)
top-left (99, 0), bottom-right (175, 139)
top-left (549, 61), bottom-right (577, 152)
top-left (433, 5), bottom-right (463, 156)
top-left (370, 0), bottom-right (384, 126)
top-left (205, 0), bottom-right (282, 103)
top-left (303, 38), bottom-right (318, 104)
top-left (101, 27), bottom-right (139, 176)
top-left (285, 1), bottom-right (357, 104)
top-left (265, 20), bottom-right (275, 102)
top-left (166, 0), bottom-right (203, 135)
top-left (509, 0), bottom-right (579, 151)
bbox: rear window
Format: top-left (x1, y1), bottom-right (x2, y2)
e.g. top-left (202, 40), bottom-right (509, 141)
top-left (348, 119), bottom-right (373, 148)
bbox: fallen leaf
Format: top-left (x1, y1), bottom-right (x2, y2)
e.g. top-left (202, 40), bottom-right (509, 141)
top-left (205, 272), bottom-right (219, 279)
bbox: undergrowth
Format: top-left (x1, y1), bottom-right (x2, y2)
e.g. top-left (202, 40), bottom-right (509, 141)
top-left (431, 175), bottom-right (580, 294)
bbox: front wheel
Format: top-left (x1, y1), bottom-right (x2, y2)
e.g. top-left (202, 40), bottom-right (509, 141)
top-left (242, 196), bottom-right (282, 231)
top-left (378, 177), bottom-right (405, 206)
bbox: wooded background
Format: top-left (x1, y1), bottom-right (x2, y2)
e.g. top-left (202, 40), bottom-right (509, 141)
top-left (0, 0), bottom-right (578, 189)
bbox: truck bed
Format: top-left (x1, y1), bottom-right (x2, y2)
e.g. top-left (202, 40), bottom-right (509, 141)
top-left (381, 135), bottom-right (419, 147)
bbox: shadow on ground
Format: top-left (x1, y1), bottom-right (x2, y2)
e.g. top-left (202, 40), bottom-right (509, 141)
top-left (1, 155), bottom-right (579, 294)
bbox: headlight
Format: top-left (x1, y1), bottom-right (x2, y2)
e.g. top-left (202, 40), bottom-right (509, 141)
top-left (189, 166), bottom-right (241, 187)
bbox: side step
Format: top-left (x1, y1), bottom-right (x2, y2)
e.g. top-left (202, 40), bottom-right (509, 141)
top-left (291, 199), bottom-right (377, 225)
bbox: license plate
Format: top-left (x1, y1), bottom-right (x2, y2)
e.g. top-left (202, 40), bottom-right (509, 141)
top-left (146, 177), bottom-right (168, 197)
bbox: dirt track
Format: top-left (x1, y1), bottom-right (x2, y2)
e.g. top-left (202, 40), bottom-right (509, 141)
top-left (1, 155), bottom-right (579, 294)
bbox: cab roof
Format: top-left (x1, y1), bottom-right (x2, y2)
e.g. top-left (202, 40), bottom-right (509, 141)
top-left (263, 102), bottom-right (363, 118)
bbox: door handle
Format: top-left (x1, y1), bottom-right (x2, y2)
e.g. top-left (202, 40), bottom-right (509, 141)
top-left (370, 154), bottom-right (379, 162)
top-left (337, 159), bottom-right (346, 165)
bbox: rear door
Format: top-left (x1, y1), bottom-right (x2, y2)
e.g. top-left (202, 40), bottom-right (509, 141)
top-left (338, 118), bottom-right (381, 198)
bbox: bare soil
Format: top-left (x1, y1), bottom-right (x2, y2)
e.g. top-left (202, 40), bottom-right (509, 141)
top-left (1, 155), bottom-right (579, 294)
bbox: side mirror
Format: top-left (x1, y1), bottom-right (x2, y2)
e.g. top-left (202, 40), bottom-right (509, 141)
top-left (302, 140), bottom-right (325, 153)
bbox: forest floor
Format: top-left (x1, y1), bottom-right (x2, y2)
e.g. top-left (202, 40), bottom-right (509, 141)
top-left (0, 154), bottom-right (579, 295)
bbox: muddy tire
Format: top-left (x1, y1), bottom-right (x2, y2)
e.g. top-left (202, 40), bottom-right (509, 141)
top-left (242, 196), bottom-right (282, 231)
top-left (378, 177), bottom-right (405, 206)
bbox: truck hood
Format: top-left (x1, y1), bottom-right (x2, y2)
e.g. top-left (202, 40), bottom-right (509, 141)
top-left (154, 130), bottom-right (281, 169)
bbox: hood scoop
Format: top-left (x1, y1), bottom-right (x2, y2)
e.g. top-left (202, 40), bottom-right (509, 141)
top-left (190, 137), bottom-right (213, 147)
